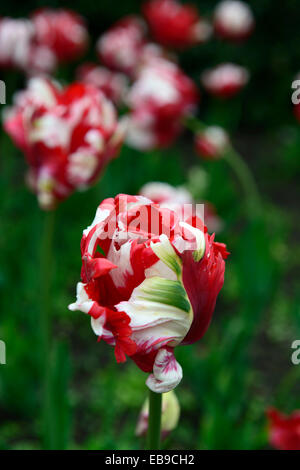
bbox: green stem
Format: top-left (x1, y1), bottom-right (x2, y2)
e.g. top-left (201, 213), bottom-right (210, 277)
top-left (146, 390), bottom-right (162, 450)
top-left (40, 210), bottom-right (56, 449)
top-left (184, 116), bottom-right (262, 219)
top-left (223, 146), bottom-right (262, 219)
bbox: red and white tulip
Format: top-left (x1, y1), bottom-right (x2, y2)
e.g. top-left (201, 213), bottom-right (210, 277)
top-left (69, 194), bottom-right (228, 393)
top-left (3, 78), bottom-right (124, 209)
top-left (126, 58), bottom-right (198, 149)
top-left (267, 408), bottom-right (300, 451)
top-left (0, 9), bottom-right (88, 74)
top-left (0, 17), bottom-right (56, 74)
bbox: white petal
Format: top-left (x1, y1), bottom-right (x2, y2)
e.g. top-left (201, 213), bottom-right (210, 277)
top-left (146, 348), bottom-right (183, 393)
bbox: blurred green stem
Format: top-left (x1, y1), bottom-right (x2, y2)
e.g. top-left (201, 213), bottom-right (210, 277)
top-left (147, 391), bottom-right (162, 450)
top-left (40, 210), bottom-right (56, 449)
top-left (223, 147), bottom-right (262, 218)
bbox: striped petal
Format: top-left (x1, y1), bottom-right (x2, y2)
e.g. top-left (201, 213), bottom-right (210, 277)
top-left (146, 347), bottom-right (183, 393)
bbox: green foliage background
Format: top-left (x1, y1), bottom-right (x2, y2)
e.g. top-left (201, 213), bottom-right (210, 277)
top-left (0, 0), bottom-right (299, 449)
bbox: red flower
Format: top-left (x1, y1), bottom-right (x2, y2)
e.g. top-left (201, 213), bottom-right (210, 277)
top-left (3, 78), bottom-right (125, 209)
top-left (31, 8), bottom-right (88, 62)
top-left (69, 194), bottom-right (228, 392)
top-left (143, 0), bottom-right (211, 48)
top-left (267, 408), bottom-right (300, 450)
top-left (201, 63), bottom-right (249, 98)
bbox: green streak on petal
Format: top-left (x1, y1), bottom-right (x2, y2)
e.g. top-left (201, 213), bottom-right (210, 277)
top-left (140, 277), bottom-right (191, 314)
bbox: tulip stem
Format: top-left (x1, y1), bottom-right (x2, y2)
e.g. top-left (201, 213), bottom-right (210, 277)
top-left (40, 209), bottom-right (56, 449)
top-left (147, 390), bottom-right (162, 450)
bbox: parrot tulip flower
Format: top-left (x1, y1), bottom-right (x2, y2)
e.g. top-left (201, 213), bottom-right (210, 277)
top-left (69, 194), bottom-right (228, 393)
top-left (140, 181), bottom-right (193, 209)
top-left (3, 77), bottom-right (125, 210)
top-left (267, 408), bottom-right (300, 450)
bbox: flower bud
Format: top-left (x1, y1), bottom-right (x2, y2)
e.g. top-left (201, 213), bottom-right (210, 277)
top-left (195, 126), bottom-right (229, 160)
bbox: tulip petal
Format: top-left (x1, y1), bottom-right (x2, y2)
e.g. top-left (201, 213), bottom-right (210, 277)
top-left (116, 276), bottom-right (192, 353)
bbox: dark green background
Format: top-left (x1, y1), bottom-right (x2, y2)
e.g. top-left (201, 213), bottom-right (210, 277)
top-left (0, 0), bottom-right (299, 450)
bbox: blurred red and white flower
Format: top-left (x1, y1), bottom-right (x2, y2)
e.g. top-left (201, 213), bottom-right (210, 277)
top-left (76, 63), bottom-right (128, 106)
top-left (3, 78), bottom-right (124, 209)
top-left (96, 16), bottom-right (146, 77)
top-left (136, 390), bottom-right (180, 437)
top-left (126, 58), bottom-right (198, 149)
top-left (214, 1), bottom-right (254, 41)
top-left (69, 194), bottom-right (228, 393)
top-left (195, 126), bottom-right (229, 159)
top-left (267, 408), bottom-right (300, 450)
top-left (31, 8), bottom-right (88, 62)
top-left (201, 63), bottom-right (249, 98)
top-left (143, 0), bottom-right (211, 48)
top-left (0, 17), bottom-right (56, 73)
